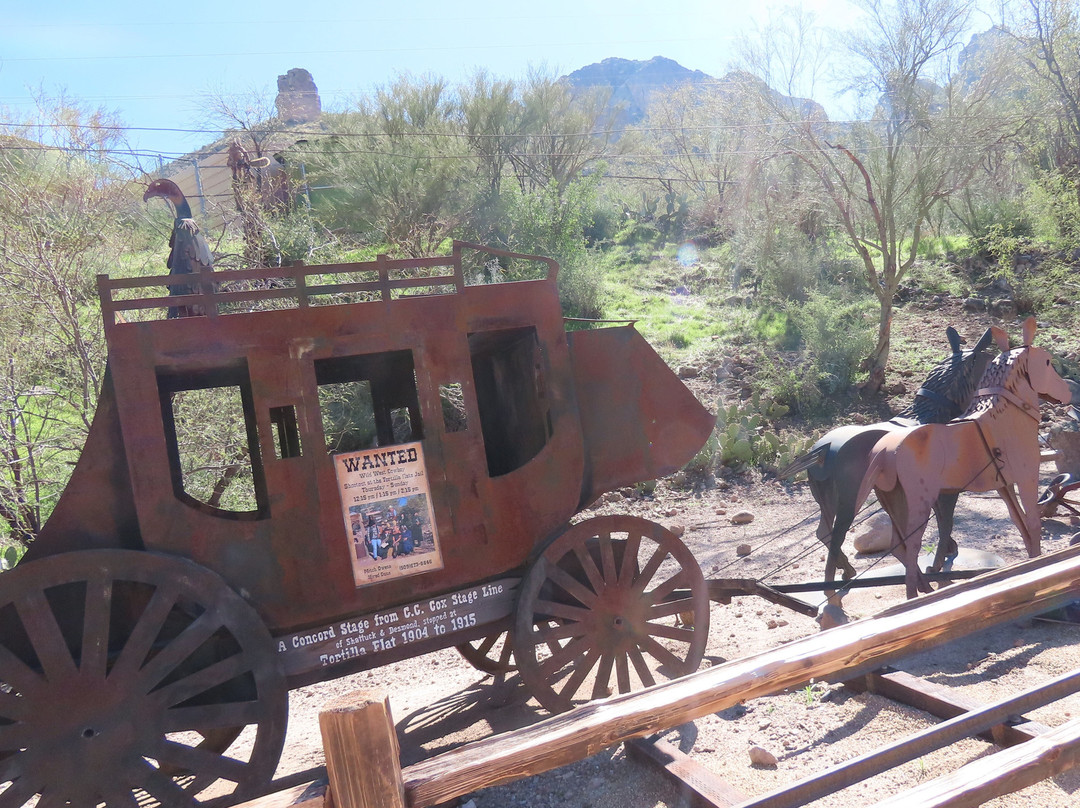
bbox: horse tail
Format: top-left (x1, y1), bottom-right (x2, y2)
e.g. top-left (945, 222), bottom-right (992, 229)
top-left (778, 442), bottom-right (829, 479)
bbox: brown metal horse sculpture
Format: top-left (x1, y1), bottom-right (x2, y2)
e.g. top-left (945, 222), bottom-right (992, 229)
top-left (855, 317), bottom-right (1072, 598)
top-left (780, 326), bottom-right (1001, 588)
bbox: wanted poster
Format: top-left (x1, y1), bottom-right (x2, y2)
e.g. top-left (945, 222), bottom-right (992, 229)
top-left (334, 441), bottom-right (443, 587)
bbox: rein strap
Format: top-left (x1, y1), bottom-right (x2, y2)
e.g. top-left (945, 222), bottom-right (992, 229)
top-left (973, 386), bottom-right (1040, 422)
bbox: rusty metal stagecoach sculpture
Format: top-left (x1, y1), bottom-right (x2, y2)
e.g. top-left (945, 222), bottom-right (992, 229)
top-left (0, 241), bottom-right (715, 805)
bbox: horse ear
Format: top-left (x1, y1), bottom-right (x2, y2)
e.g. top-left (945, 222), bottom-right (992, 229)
top-left (990, 325), bottom-right (1010, 351)
top-left (1023, 315), bottom-right (1037, 346)
top-left (946, 326), bottom-right (962, 353)
top-left (973, 327), bottom-right (994, 353)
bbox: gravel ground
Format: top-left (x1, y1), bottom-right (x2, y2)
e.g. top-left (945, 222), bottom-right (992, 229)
top-left (266, 465), bottom-right (1080, 808)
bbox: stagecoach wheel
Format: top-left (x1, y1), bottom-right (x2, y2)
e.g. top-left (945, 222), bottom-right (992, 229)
top-left (513, 515), bottom-right (709, 714)
top-left (456, 630), bottom-right (516, 675)
top-left (0, 549), bottom-right (287, 807)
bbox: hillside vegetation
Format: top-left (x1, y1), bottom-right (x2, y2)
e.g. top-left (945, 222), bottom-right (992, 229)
top-left (4, 0), bottom-right (1080, 551)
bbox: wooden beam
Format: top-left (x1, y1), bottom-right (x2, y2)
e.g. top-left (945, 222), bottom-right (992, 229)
top-left (400, 545), bottom-right (1080, 807)
top-left (232, 780), bottom-right (328, 808)
top-left (872, 716), bottom-right (1080, 808)
top-left (319, 691), bottom-right (405, 808)
top-left (626, 737), bottom-right (749, 808)
top-left (847, 668), bottom-right (1050, 746)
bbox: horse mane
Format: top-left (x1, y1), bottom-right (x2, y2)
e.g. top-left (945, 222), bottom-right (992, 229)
top-left (960, 347), bottom-right (1024, 420)
top-left (896, 349), bottom-right (986, 424)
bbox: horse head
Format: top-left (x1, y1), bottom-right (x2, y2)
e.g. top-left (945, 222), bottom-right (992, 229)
top-left (904, 326), bottom-right (999, 423)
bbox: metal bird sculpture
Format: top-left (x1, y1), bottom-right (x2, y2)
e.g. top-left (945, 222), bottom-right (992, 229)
top-left (143, 178), bottom-right (213, 318)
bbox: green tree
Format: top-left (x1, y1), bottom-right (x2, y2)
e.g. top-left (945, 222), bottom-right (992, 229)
top-left (747, 0), bottom-right (1012, 393)
top-left (0, 99), bottom-right (140, 543)
top-left (304, 73), bottom-right (477, 256)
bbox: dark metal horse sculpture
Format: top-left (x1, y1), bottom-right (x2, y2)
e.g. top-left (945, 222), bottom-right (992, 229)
top-left (780, 325), bottom-right (1001, 588)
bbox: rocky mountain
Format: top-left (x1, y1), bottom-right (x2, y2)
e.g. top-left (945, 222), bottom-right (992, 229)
top-left (564, 56), bottom-right (824, 127)
top-left (565, 56), bottom-right (712, 126)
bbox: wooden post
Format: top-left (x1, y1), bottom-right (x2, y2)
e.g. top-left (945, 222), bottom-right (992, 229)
top-left (319, 691), bottom-right (405, 808)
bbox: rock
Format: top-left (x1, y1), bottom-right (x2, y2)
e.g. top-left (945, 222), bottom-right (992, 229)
top-left (749, 745), bottom-right (778, 767)
top-left (275, 68), bottom-right (322, 123)
top-left (736, 543), bottom-right (753, 556)
top-left (853, 512), bottom-right (894, 554)
top-left (1050, 423), bottom-right (1080, 476)
top-left (887, 380), bottom-right (906, 396)
top-left (963, 297), bottom-right (988, 312)
top-left (731, 510), bottom-right (755, 525)
top-left (677, 365), bottom-right (700, 379)
top-left (817, 602), bottom-right (849, 629)
top-left (602, 491), bottom-right (622, 504)
top-left (669, 524), bottom-right (686, 538)
top-left (991, 298), bottom-right (1017, 319)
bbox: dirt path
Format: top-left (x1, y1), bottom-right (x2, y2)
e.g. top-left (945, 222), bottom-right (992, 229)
top-left (265, 468), bottom-right (1080, 808)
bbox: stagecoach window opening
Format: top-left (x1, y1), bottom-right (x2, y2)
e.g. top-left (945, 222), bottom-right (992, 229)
top-left (314, 350), bottom-right (423, 452)
top-left (157, 363), bottom-right (268, 519)
top-left (439, 383), bottom-right (468, 433)
top-left (468, 327), bottom-right (549, 477)
top-left (269, 405), bottom-right (302, 459)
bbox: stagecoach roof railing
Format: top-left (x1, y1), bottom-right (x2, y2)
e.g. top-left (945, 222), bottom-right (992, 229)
top-left (95, 241), bottom-right (560, 332)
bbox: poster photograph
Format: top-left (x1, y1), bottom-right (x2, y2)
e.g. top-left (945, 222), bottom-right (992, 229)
top-left (333, 440), bottom-right (443, 587)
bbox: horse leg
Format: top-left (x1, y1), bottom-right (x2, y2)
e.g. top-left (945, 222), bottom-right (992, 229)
top-left (929, 492), bottom-right (960, 573)
top-left (883, 492), bottom-right (933, 598)
top-left (1001, 481), bottom-right (1043, 558)
top-left (811, 479), bottom-right (857, 588)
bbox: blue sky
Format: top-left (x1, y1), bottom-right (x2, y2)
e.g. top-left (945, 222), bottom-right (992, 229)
top-left (2, 0), bottom-right (973, 163)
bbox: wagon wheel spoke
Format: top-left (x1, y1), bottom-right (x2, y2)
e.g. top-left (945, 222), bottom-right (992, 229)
top-left (80, 572), bottom-right (112, 680)
top-left (0, 550), bottom-right (288, 806)
top-left (533, 598), bottom-right (591, 623)
top-left (99, 783), bottom-right (140, 808)
top-left (644, 622), bottom-right (697, 644)
top-left (627, 645), bottom-right (656, 689)
top-left (515, 516), bottom-right (708, 713)
top-left (137, 611), bottom-right (223, 693)
top-left (648, 570), bottom-right (687, 604)
top-left (598, 532), bottom-right (617, 586)
top-left (534, 635), bottom-right (590, 679)
top-left (647, 598), bottom-right (697, 620)
top-left (0, 645), bottom-right (44, 699)
top-left (553, 644), bottom-right (601, 704)
top-left (638, 635), bottom-right (686, 672)
top-left (590, 652), bottom-right (615, 701)
top-left (130, 756), bottom-right (192, 807)
top-left (571, 543), bottom-right (606, 594)
top-left (631, 544), bottom-right (669, 596)
top-left (0, 774), bottom-right (41, 808)
top-left (164, 700), bottom-right (268, 734)
top-left (110, 583), bottom-right (181, 683)
top-left (545, 564), bottom-right (598, 608)
top-left (615, 651), bottom-right (631, 693)
top-left (15, 590), bottom-right (77, 683)
top-left (151, 652), bottom-right (254, 709)
top-left (152, 738), bottom-right (253, 785)
top-left (618, 528), bottom-right (643, 585)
